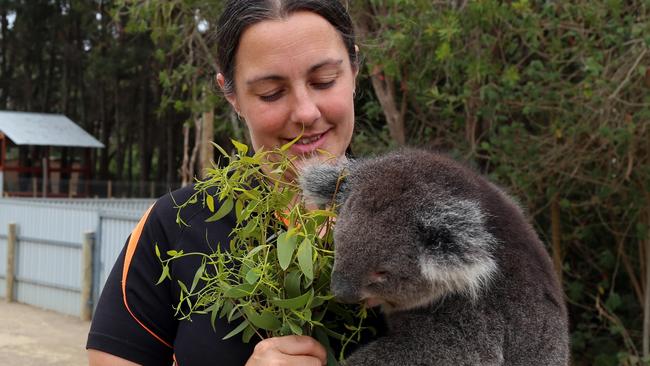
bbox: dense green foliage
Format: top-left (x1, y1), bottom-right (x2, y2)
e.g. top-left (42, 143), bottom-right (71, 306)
top-left (157, 142), bottom-right (367, 364)
top-left (351, 1), bottom-right (650, 365)
top-left (1, 0), bottom-right (649, 364)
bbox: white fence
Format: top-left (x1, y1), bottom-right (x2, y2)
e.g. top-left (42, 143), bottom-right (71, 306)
top-left (0, 198), bottom-right (153, 318)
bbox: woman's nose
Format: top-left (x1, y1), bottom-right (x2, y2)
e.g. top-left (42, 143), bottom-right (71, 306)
top-left (290, 87), bottom-right (321, 127)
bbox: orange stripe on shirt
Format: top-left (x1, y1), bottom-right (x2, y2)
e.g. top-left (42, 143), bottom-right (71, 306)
top-left (121, 204), bottom-right (174, 349)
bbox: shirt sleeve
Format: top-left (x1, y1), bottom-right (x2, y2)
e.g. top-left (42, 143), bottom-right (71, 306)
top-left (86, 200), bottom-right (178, 365)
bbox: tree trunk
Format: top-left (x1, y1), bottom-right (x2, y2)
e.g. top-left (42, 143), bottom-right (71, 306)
top-left (0, 7), bottom-right (9, 109)
top-left (127, 130), bottom-right (133, 196)
top-left (138, 76), bottom-right (152, 196)
top-left (189, 119), bottom-right (200, 181)
top-left (180, 119), bottom-right (201, 187)
top-left (165, 114), bottom-right (175, 187)
top-left (98, 81), bottom-right (109, 181)
top-left (199, 107), bottom-right (214, 179)
top-left (353, 7), bottom-right (406, 145)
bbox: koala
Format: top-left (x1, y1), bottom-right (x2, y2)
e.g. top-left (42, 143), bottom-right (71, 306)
top-left (300, 148), bottom-right (569, 366)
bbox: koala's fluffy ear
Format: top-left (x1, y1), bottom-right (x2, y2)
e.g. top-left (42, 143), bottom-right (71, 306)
top-left (299, 160), bottom-right (351, 207)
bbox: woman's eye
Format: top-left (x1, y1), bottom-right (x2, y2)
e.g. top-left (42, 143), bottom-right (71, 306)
top-left (259, 90), bottom-right (283, 102)
top-left (312, 80), bottom-right (335, 90)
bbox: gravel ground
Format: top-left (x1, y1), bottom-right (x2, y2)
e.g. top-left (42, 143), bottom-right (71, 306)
top-left (0, 301), bottom-right (90, 366)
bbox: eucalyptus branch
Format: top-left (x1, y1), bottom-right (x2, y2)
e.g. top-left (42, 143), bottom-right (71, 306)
top-left (158, 141), bottom-right (369, 362)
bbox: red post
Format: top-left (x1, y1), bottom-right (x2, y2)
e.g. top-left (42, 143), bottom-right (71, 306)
top-left (0, 132), bottom-right (5, 170)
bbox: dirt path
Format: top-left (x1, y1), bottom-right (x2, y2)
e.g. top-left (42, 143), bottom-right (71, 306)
top-left (0, 301), bottom-right (90, 366)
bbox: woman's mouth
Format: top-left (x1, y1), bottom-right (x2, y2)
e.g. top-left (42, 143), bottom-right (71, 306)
top-left (297, 134), bottom-right (324, 145)
top-left (288, 130), bottom-right (329, 155)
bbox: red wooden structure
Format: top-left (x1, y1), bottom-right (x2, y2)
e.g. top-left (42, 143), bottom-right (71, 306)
top-left (0, 111), bottom-right (104, 198)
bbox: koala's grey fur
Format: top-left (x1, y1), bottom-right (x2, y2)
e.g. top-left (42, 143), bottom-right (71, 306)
top-left (300, 148), bottom-right (569, 366)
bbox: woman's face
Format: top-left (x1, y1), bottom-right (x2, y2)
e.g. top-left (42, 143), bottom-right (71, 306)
top-left (218, 11), bottom-right (357, 165)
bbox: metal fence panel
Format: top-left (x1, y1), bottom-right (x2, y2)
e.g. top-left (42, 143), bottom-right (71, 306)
top-left (0, 233), bottom-right (5, 297)
top-left (14, 198), bottom-right (153, 213)
top-left (0, 200), bottom-right (98, 243)
top-left (16, 239), bottom-right (82, 316)
top-left (15, 281), bottom-right (80, 316)
top-left (0, 198), bottom-right (152, 317)
top-left (0, 200), bottom-right (98, 315)
top-left (96, 212), bottom-right (142, 297)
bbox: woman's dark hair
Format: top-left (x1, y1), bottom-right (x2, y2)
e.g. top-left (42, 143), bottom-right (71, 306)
top-left (216, 0), bottom-right (357, 95)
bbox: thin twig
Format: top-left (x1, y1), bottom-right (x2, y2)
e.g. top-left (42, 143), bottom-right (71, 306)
top-left (608, 48), bottom-right (648, 100)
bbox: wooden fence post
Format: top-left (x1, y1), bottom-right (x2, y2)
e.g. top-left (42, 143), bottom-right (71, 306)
top-left (6, 222), bottom-right (16, 302)
top-left (80, 231), bottom-right (95, 321)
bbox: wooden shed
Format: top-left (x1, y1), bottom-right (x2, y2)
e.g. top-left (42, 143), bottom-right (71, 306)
top-left (0, 111), bottom-right (104, 197)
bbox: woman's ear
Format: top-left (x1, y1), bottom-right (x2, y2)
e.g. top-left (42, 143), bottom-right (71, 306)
top-left (353, 44), bottom-right (360, 83)
top-left (216, 73), bottom-right (240, 113)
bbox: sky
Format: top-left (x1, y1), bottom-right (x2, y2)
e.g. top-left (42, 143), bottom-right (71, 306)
top-left (7, 12), bottom-right (16, 30)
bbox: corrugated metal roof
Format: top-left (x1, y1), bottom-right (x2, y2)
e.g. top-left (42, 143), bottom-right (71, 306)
top-left (0, 111), bottom-right (104, 148)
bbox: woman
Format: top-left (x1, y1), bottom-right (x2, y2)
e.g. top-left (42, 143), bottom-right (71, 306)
top-left (87, 1), bottom-right (366, 365)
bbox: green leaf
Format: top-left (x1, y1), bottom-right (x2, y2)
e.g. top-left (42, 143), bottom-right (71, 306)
top-left (206, 195), bottom-right (215, 212)
top-left (231, 139), bottom-right (249, 155)
top-left (242, 324), bottom-right (256, 343)
top-left (605, 293), bottom-right (622, 312)
top-left (156, 265), bottom-right (170, 285)
top-left (297, 238), bottom-right (314, 281)
top-left (224, 283), bottom-right (255, 298)
top-left (206, 198), bottom-right (234, 222)
top-left (222, 319), bottom-right (250, 340)
top-left (208, 302), bottom-right (221, 331)
top-left (245, 308), bottom-right (281, 331)
top-left (211, 142), bottom-right (229, 157)
top-left (284, 270), bottom-right (302, 299)
top-left (270, 290), bottom-right (313, 310)
top-left (435, 41), bottom-right (451, 61)
top-left (280, 134), bottom-right (301, 151)
top-left (190, 262), bottom-right (206, 293)
top-left (308, 210), bottom-right (337, 218)
top-left (286, 319), bottom-right (303, 335)
top-left (313, 327), bottom-right (338, 366)
top-left (245, 267), bottom-right (262, 285)
top-left (219, 300), bottom-right (233, 319)
top-left (310, 295), bottom-right (334, 309)
top-left (277, 232), bottom-right (298, 270)
top-left (244, 245), bottom-right (268, 259)
top-left (177, 280), bottom-right (188, 295)
top-left (235, 198), bottom-right (244, 223)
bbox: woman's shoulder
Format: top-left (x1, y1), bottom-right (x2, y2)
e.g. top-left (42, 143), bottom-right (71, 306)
top-left (148, 184), bottom-right (226, 227)
top-left (145, 184), bottom-right (237, 255)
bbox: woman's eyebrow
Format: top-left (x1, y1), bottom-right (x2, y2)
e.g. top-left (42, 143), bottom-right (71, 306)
top-left (309, 58), bottom-right (343, 73)
top-left (246, 59), bottom-right (344, 85)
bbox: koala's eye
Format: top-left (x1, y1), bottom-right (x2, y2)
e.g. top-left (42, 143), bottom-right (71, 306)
top-left (418, 224), bottom-right (454, 251)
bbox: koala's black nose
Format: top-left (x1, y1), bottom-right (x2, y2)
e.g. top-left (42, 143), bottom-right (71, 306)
top-left (330, 270), bottom-right (361, 304)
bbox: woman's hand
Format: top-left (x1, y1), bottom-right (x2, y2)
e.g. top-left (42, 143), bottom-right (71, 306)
top-left (245, 335), bottom-right (327, 366)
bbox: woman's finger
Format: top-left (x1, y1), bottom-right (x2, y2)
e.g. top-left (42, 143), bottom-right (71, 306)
top-left (268, 335), bottom-right (327, 360)
top-left (246, 335), bottom-right (327, 366)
